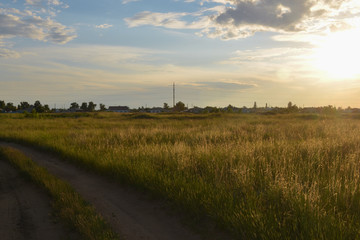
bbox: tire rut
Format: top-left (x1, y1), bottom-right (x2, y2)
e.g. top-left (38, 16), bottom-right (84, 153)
top-left (0, 142), bottom-right (203, 240)
top-left (0, 158), bottom-right (78, 240)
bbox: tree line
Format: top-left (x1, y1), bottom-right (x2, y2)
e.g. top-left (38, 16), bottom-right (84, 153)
top-left (0, 100), bottom-right (106, 113)
top-left (0, 100), bottom-right (50, 113)
top-left (0, 99), bottom-right (344, 114)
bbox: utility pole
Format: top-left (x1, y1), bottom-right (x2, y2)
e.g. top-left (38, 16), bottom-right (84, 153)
top-left (173, 82), bottom-right (175, 108)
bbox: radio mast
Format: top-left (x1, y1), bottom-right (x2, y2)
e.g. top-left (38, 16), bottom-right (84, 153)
top-left (173, 82), bottom-right (175, 107)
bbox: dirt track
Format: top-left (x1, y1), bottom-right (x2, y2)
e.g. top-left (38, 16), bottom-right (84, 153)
top-left (0, 142), bottom-right (203, 240)
top-left (0, 158), bottom-right (78, 240)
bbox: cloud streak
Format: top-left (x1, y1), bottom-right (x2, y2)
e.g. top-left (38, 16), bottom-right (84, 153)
top-left (189, 81), bottom-right (256, 90)
top-left (122, 0), bottom-right (141, 4)
top-left (125, 11), bottom-right (210, 29)
top-left (95, 24), bottom-right (113, 29)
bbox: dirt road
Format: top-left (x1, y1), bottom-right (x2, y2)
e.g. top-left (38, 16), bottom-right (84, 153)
top-left (0, 158), bottom-right (78, 240)
top-left (0, 142), bottom-right (203, 240)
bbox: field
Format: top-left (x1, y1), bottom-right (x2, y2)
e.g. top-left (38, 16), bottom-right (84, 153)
top-left (1, 112), bottom-right (360, 239)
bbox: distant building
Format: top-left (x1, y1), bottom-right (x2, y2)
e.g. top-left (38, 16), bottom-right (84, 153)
top-left (241, 107), bottom-right (251, 113)
top-left (186, 107), bottom-right (203, 114)
top-left (108, 106), bottom-right (130, 113)
top-left (68, 108), bottom-right (82, 113)
top-left (15, 106), bottom-right (35, 113)
top-left (301, 107), bottom-right (319, 113)
top-left (149, 107), bottom-right (163, 113)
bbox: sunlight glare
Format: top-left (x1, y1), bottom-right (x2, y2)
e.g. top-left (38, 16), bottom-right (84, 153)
top-left (313, 29), bottom-right (360, 80)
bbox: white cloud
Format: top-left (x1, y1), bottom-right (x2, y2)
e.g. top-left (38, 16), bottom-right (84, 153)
top-left (209, 0), bottom-right (360, 39)
top-left (95, 24), bottom-right (113, 29)
top-left (0, 9), bottom-right (76, 44)
top-left (125, 11), bottom-right (212, 29)
top-left (125, 0), bottom-right (360, 41)
top-left (122, 0), bottom-right (140, 4)
top-left (0, 48), bottom-right (21, 58)
top-left (25, 0), bottom-right (65, 7)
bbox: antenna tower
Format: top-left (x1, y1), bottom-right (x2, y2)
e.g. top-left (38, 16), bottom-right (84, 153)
top-left (173, 82), bottom-right (175, 107)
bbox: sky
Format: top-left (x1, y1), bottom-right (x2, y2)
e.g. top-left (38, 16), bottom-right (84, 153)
top-left (1, 0), bottom-right (360, 109)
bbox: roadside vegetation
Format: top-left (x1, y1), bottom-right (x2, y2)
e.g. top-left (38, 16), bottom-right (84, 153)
top-left (0, 146), bottom-right (120, 240)
top-left (1, 112), bottom-right (360, 239)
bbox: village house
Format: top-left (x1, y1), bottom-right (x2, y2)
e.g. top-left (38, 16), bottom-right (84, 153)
top-left (186, 107), bottom-right (203, 114)
top-left (107, 106), bottom-right (130, 113)
top-left (15, 106), bottom-right (35, 113)
top-left (148, 107), bottom-right (164, 113)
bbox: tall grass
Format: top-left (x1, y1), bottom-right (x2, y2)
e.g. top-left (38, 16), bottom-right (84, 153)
top-left (0, 146), bottom-right (120, 240)
top-left (1, 112), bottom-right (360, 239)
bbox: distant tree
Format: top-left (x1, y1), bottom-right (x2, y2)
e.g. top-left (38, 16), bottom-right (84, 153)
top-left (163, 103), bottom-right (169, 109)
top-left (18, 101), bottom-right (30, 110)
top-left (288, 101), bottom-right (293, 109)
top-left (70, 102), bottom-right (79, 110)
top-left (226, 104), bottom-right (234, 113)
top-left (287, 101), bottom-right (298, 113)
top-left (99, 103), bottom-right (106, 111)
top-left (211, 107), bottom-right (220, 113)
top-left (34, 100), bottom-right (45, 113)
top-left (44, 104), bottom-right (50, 112)
top-left (322, 105), bottom-right (337, 115)
top-left (80, 102), bottom-right (88, 111)
top-left (253, 101), bottom-right (257, 109)
top-left (5, 102), bottom-right (16, 112)
top-left (0, 100), bottom-right (5, 109)
top-left (174, 101), bottom-right (185, 112)
top-left (87, 101), bottom-right (97, 112)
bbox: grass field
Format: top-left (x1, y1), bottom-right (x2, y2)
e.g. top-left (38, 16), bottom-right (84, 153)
top-left (1, 112), bottom-right (360, 239)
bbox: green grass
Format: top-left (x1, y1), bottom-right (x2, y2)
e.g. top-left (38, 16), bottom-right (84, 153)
top-left (0, 146), bottom-right (120, 240)
top-left (1, 112), bottom-right (360, 239)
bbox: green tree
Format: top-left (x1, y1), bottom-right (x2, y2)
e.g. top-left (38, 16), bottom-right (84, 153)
top-left (99, 103), bottom-right (106, 111)
top-left (174, 101), bottom-right (185, 112)
top-left (322, 105), bottom-right (337, 115)
top-left (18, 101), bottom-right (30, 110)
top-left (288, 101), bottom-right (293, 109)
top-left (287, 101), bottom-right (298, 113)
top-left (5, 102), bottom-right (16, 112)
top-left (80, 102), bottom-right (88, 111)
top-left (34, 100), bottom-right (45, 113)
top-left (226, 104), bottom-right (234, 113)
top-left (87, 102), bottom-right (97, 112)
top-left (163, 103), bottom-right (169, 109)
top-left (0, 100), bottom-right (5, 109)
top-left (70, 102), bottom-right (79, 110)
top-left (44, 104), bottom-right (50, 112)
top-left (211, 107), bottom-right (219, 113)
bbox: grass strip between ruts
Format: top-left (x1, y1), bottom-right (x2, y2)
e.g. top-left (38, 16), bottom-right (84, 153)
top-left (0, 146), bottom-right (120, 240)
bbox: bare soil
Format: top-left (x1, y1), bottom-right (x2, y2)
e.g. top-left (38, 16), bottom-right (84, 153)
top-left (0, 158), bottom-right (78, 240)
top-left (0, 142), bottom-right (204, 240)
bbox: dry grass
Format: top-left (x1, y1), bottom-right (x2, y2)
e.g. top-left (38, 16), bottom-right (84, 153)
top-left (1, 112), bottom-right (360, 239)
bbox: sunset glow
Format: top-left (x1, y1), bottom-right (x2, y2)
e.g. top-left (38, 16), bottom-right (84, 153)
top-left (313, 29), bottom-right (360, 80)
top-left (1, 0), bottom-right (360, 108)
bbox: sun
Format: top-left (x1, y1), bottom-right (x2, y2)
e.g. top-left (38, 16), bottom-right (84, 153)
top-left (312, 29), bottom-right (360, 80)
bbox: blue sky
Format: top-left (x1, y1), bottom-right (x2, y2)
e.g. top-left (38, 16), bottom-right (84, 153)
top-left (1, 0), bottom-right (360, 109)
